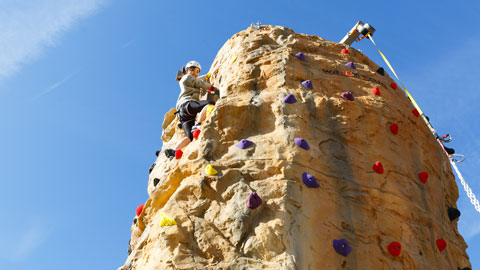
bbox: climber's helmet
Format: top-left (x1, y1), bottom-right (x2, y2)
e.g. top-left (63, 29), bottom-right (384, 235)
top-left (185, 60), bottom-right (201, 78)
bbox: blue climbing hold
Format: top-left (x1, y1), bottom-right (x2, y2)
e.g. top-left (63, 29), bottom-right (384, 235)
top-left (302, 172), bottom-right (319, 188)
top-left (294, 138), bottom-right (310, 150)
top-left (340, 91), bottom-right (354, 101)
top-left (247, 192), bottom-right (262, 209)
top-left (283, 94), bottom-right (297, 104)
top-left (333, 238), bottom-right (352, 257)
top-left (236, 139), bottom-right (254, 149)
top-left (301, 80), bottom-right (313, 89)
top-left (295, 52), bottom-right (306, 61)
top-left (345, 62), bottom-right (356, 69)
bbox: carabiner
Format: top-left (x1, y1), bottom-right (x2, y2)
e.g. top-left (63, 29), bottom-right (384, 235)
top-left (440, 134), bottom-right (452, 143)
top-left (450, 154), bottom-right (465, 163)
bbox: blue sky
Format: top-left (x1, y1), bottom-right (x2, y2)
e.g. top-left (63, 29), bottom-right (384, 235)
top-left (0, 1), bottom-right (478, 269)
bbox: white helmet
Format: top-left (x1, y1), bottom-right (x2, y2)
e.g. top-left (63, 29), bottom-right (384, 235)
top-left (185, 60), bottom-right (201, 72)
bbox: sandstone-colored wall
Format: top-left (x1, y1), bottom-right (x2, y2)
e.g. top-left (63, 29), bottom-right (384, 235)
top-left (119, 25), bottom-right (471, 270)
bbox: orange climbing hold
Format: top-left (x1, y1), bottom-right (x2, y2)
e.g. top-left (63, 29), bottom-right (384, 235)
top-left (390, 124), bottom-right (399, 135)
top-left (390, 82), bottom-right (398, 90)
top-left (371, 87), bottom-right (381, 96)
top-left (341, 48), bottom-right (349, 54)
top-left (412, 109), bottom-right (420, 117)
top-left (193, 129), bottom-right (201, 139)
top-left (419, 172), bottom-right (429, 184)
top-left (175, 149), bottom-right (183, 159)
top-left (136, 204), bottom-right (144, 216)
top-left (436, 238), bottom-right (447, 252)
top-left (373, 161), bottom-right (384, 174)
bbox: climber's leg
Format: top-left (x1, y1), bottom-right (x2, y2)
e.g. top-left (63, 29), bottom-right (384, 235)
top-left (198, 105), bottom-right (209, 123)
top-left (186, 100), bottom-right (215, 125)
top-left (175, 136), bottom-right (191, 151)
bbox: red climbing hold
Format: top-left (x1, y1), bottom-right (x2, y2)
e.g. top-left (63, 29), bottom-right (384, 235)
top-left (175, 149), bottom-right (183, 159)
top-left (373, 161), bottom-right (384, 174)
top-left (390, 82), bottom-right (398, 90)
top-left (341, 48), bottom-right (349, 54)
top-left (390, 124), bottom-right (399, 135)
top-left (372, 87), bottom-right (381, 96)
top-left (136, 204), bottom-right (144, 217)
top-left (388, 241), bottom-right (402, 257)
top-left (412, 109), bottom-right (420, 117)
top-left (193, 129), bottom-right (201, 139)
top-left (436, 238), bottom-right (447, 252)
top-left (419, 172), bottom-right (429, 184)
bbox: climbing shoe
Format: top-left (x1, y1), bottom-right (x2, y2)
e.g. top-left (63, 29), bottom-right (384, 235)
top-left (191, 122), bottom-right (201, 131)
top-left (164, 149), bottom-right (176, 160)
top-left (444, 146), bottom-right (455, 155)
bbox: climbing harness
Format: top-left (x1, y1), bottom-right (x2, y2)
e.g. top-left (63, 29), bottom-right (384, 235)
top-left (363, 32), bottom-right (479, 213)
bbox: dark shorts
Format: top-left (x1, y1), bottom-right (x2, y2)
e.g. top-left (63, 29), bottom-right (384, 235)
top-left (178, 100), bottom-right (215, 140)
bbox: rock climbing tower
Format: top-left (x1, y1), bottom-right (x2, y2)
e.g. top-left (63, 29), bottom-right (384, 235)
top-left (119, 25), bottom-right (471, 270)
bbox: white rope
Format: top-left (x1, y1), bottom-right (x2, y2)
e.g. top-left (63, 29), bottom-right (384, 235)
top-left (450, 159), bottom-right (480, 213)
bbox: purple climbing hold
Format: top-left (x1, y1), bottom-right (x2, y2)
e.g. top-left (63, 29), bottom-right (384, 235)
top-left (345, 62), bottom-right (356, 69)
top-left (333, 238), bottom-right (352, 257)
top-left (302, 172), bottom-right (319, 188)
top-left (295, 52), bottom-right (306, 61)
top-left (301, 80), bottom-right (313, 89)
top-left (283, 94), bottom-right (297, 104)
top-left (247, 192), bottom-right (262, 209)
top-left (235, 139), bottom-right (254, 149)
top-left (340, 91), bottom-right (354, 101)
top-left (294, 138), bottom-right (310, 150)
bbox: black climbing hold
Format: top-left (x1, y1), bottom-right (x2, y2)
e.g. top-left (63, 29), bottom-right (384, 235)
top-left (448, 207), bottom-right (461, 221)
top-left (149, 163), bottom-right (156, 174)
top-left (133, 218), bottom-right (137, 224)
top-left (444, 146), bottom-right (455, 155)
top-left (128, 240), bottom-right (132, 255)
top-left (153, 178), bottom-right (160, 186)
top-left (377, 67), bottom-right (385, 76)
top-left (458, 267), bottom-right (471, 270)
top-left (155, 150), bottom-right (160, 157)
top-left (165, 149), bottom-right (175, 160)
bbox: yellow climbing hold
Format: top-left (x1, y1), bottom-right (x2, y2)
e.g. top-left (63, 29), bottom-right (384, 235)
top-left (159, 213), bottom-right (176, 226)
top-left (205, 164), bottom-right (218, 175)
top-left (206, 72), bottom-right (211, 81)
top-left (230, 55), bottom-right (237, 64)
top-left (206, 105), bottom-right (215, 118)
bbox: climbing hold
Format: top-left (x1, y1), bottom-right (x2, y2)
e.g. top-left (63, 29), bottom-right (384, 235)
top-left (390, 82), bottom-right (398, 90)
top-left (412, 109), bottom-right (420, 117)
top-left (206, 72), bottom-right (211, 81)
top-left (436, 238), bottom-right (447, 252)
top-left (301, 80), bottom-right (313, 89)
top-left (206, 105), bottom-right (215, 118)
top-left (175, 149), bottom-right (183, 159)
top-left (133, 218), bottom-right (137, 224)
top-left (155, 150), bottom-right (160, 157)
top-left (377, 67), bottom-right (385, 76)
top-left (230, 55), bottom-right (237, 64)
top-left (340, 91), bottom-right (354, 101)
top-left (153, 178), bottom-right (160, 186)
top-left (136, 204), bottom-right (144, 217)
top-left (345, 62), bottom-right (356, 69)
top-left (333, 238), bottom-right (352, 257)
top-left (390, 124), bottom-right (399, 135)
top-left (448, 207), bottom-right (461, 221)
top-left (149, 163), bottom-right (156, 174)
top-left (283, 94), bottom-right (297, 104)
top-left (247, 192), bottom-right (262, 209)
top-left (294, 138), bottom-right (310, 150)
top-left (388, 241), bottom-right (402, 257)
top-left (341, 48), bottom-right (349, 54)
top-left (295, 52), bottom-right (306, 61)
top-left (418, 172), bottom-right (429, 184)
top-left (458, 267), bottom-right (471, 270)
top-left (302, 172), bottom-right (319, 188)
top-left (159, 213), bottom-right (177, 226)
top-left (371, 87), bottom-right (381, 96)
top-left (373, 161), bottom-right (384, 174)
top-left (205, 164), bottom-right (218, 175)
top-left (236, 139), bottom-right (254, 149)
top-left (193, 129), bottom-right (201, 139)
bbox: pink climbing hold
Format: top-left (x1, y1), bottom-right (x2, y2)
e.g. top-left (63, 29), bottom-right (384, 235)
top-left (390, 82), bottom-right (398, 90)
top-left (301, 80), bottom-right (313, 89)
top-left (341, 48), bottom-right (349, 54)
top-left (295, 52), bottom-right (306, 61)
top-left (340, 91), bottom-right (354, 101)
top-left (372, 87), bottom-right (381, 96)
top-left (412, 109), bottom-right (420, 117)
top-left (283, 94), bottom-right (297, 104)
top-left (294, 138), bottom-right (310, 150)
top-left (247, 192), bottom-right (262, 209)
top-left (390, 124), bottom-right (399, 135)
top-left (419, 172), bottom-right (429, 184)
top-left (436, 238), bottom-right (447, 252)
top-left (373, 161), bottom-right (384, 174)
top-left (136, 204), bottom-right (144, 217)
top-left (345, 62), bottom-right (356, 69)
top-left (388, 241), bottom-right (402, 257)
top-left (193, 129), bottom-right (201, 139)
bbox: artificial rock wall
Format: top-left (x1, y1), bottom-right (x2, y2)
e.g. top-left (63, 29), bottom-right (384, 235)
top-left (119, 25), bottom-right (471, 270)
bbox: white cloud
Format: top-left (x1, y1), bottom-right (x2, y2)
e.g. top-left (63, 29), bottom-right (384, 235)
top-left (31, 68), bottom-right (82, 100)
top-left (0, 0), bottom-right (108, 81)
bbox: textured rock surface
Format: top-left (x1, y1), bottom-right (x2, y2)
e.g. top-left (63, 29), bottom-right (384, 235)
top-left (119, 25), bottom-right (471, 270)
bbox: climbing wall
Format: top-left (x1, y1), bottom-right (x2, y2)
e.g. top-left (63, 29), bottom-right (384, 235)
top-left (119, 26), bottom-right (471, 270)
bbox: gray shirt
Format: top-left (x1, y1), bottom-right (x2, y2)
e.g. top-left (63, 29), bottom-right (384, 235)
top-left (175, 74), bottom-right (212, 111)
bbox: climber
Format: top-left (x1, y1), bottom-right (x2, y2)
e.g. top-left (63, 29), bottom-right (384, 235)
top-left (164, 60), bottom-right (220, 159)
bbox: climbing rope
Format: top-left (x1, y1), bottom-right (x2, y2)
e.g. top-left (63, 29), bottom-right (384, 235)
top-left (366, 33), bottom-right (480, 213)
